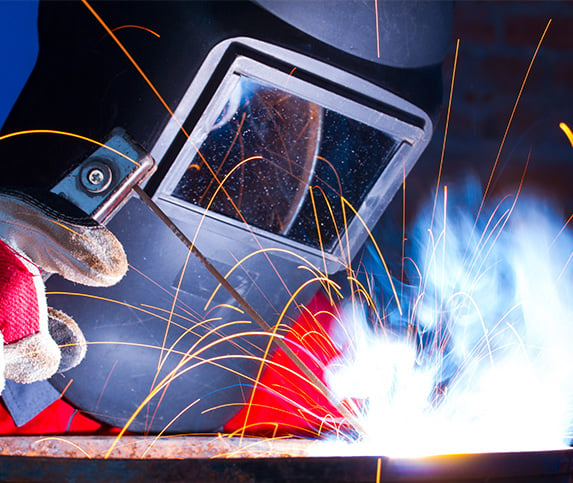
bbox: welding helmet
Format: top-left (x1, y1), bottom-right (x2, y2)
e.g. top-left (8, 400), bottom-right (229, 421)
top-left (1, 1), bottom-right (453, 432)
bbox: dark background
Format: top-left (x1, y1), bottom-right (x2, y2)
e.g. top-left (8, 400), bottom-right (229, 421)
top-left (409, 0), bottom-right (572, 218)
top-left (368, 0), bottom-right (573, 274)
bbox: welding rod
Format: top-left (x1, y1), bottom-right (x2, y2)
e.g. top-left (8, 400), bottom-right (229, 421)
top-left (133, 185), bottom-right (364, 435)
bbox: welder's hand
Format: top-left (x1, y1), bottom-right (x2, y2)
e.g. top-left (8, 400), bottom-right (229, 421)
top-left (0, 188), bottom-right (127, 391)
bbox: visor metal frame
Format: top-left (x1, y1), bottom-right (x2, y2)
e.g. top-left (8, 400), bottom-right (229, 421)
top-left (150, 38), bottom-right (433, 274)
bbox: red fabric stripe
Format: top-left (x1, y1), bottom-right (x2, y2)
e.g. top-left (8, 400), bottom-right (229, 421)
top-left (0, 398), bottom-right (105, 434)
top-left (0, 239), bottom-right (40, 343)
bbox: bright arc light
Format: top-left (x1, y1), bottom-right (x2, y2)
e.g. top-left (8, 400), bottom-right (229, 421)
top-left (319, 180), bottom-right (573, 458)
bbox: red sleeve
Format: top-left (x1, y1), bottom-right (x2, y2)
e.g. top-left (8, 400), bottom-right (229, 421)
top-left (0, 397), bottom-right (107, 435)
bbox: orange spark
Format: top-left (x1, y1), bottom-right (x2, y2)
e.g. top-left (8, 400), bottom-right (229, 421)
top-left (81, 0), bottom-right (188, 138)
top-left (58, 378), bottom-right (74, 399)
top-left (559, 122), bottom-right (573, 148)
top-left (374, 0), bottom-right (380, 58)
top-left (45, 291), bottom-right (191, 332)
top-left (431, 38), bottom-right (460, 229)
top-left (550, 213), bottom-right (573, 249)
top-left (110, 24), bottom-right (161, 38)
top-left (341, 197), bottom-right (402, 315)
top-left (203, 247), bottom-right (325, 309)
top-left (478, 19), bottom-right (551, 218)
top-left (36, 438), bottom-right (92, 458)
top-left (0, 129), bottom-right (139, 165)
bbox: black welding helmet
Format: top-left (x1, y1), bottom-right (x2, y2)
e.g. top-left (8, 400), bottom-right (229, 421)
top-left (1, 1), bottom-right (452, 432)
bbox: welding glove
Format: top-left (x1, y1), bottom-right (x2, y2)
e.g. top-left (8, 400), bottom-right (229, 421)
top-left (0, 187), bottom-right (127, 392)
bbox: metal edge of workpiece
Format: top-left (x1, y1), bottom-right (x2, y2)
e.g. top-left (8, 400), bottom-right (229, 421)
top-left (0, 444), bottom-right (571, 482)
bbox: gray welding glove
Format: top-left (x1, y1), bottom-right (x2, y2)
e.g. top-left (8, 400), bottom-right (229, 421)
top-left (0, 187), bottom-right (127, 391)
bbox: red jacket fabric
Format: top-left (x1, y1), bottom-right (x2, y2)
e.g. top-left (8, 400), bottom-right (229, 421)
top-left (0, 239), bottom-right (40, 344)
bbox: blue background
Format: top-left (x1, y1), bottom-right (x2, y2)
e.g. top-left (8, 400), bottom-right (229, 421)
top-left (0, 1), bottom-right (39, 129)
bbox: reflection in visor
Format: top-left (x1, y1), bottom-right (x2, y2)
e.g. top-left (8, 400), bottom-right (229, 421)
top-left (172, 76), bottom-right (400, 251)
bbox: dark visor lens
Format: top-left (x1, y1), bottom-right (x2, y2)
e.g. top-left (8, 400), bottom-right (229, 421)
top-left (172, 75), bottom-right (400, 251)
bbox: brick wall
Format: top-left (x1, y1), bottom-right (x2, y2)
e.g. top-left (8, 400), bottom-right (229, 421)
top-left (407, 1), bottom-right (573, 219)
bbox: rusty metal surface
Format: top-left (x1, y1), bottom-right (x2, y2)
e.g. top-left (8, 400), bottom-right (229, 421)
top-left (0, 435), bottom-right (316, 459)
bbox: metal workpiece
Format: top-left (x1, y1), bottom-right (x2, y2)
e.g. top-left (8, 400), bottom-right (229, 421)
top-left (0, 441), bottom-right (571, 482)
top-left (0, 435), bottom-right (315, 459)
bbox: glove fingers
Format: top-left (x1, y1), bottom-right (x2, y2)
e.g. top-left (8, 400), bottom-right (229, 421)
top-left (4, 331), bottom-right (61, 384)
top-left (0, 188), bottom-right (127, 287)
top-left (47, 307), bottom-right (87, 373)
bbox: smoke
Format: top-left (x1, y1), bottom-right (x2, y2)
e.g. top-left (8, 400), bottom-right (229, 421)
top-left (322, 178), bottom-right (573, 457)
